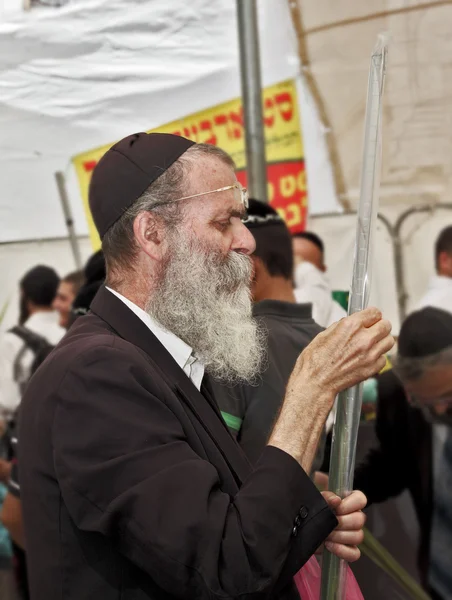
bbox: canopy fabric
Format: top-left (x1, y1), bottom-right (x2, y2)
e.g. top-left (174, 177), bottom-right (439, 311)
top-left (0, 0), bottom-right (338, 243)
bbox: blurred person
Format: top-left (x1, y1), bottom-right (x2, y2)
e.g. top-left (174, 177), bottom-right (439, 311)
top-left (332, 307), bottom-right (452, 600)
top-left (293, 231), bottom-right (326, 272)
top-left (19, 133), bottom-right (393, 600)
top-left (0, 482), bottom-right (16, 600)
top-left (418, 225), bottom-right (452, 313)
top-left (52, 270), bottom-right (85, 329)
top-left (0, 251), bottom-right (106, 591)
top-left (292, 232), bottom-right (346, 328)
top-left (0, 265), bottom-right (63, 600)
top-left (0, 266), bottom-right (64, 421)
top-left (213, 200), bottom-right (325, 468)
top-left (0, 465), bottom-right (25, 600)
top-left (69, 250), bottom-right (106, 323)
top-left (1, 433), bottom-right (24, 551)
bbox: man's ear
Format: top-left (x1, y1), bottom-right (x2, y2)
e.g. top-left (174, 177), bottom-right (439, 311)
top-left (133, 211), bottom-right (167, 262)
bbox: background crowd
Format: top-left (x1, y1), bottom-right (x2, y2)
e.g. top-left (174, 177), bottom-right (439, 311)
top-left (0, 205), bottom-right (451, 600)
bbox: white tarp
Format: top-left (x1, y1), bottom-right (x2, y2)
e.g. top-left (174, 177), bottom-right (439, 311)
top-left (0, 0), bottom-right (339, 244)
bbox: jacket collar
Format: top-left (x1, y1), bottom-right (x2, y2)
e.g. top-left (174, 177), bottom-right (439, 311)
top-left (90, 286), bottom-right (251, 484)
top-left (105, 286), bottom-right (201, 383)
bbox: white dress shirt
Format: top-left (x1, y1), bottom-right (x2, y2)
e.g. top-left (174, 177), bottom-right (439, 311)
top-left (0, 311), bottom-right (65, 417)
top-left (107, 287), bottom-right (205, 390)
top-left (417, 275), bottom-right (452, 315)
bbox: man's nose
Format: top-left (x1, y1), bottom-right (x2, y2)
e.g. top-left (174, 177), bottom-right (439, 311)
top-left (231, 221), bottom-right (256, 255)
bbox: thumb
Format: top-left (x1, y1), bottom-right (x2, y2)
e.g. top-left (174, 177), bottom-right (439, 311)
top-left (321, 491), bottom-right (341, 511)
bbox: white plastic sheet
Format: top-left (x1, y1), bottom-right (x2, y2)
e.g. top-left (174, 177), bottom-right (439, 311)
top-left (0, 0), bottom-right (339, 243)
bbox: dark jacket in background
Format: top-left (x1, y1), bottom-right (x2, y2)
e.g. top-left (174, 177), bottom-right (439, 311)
top-left (213, 300), bottom-right (324, 468)
top-left (354, 369), bottom-right (433, 587)
top-left (19, 287), bottom-right (337, 600)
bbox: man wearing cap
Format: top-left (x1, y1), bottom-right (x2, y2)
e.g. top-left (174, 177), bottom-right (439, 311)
top-left (354, 307), bottom-right (452, 599)
top-left (18, 133), bottom-right (393, 599)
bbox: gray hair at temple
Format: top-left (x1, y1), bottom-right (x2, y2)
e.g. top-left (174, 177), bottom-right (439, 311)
top-left (102, 143), bottom-right (235, 286)
top-left (393, 307), bottom-right (452, 382)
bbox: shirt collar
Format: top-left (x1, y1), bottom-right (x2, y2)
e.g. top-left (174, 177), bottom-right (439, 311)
top-left (106, 287), bottom-right (195, 374)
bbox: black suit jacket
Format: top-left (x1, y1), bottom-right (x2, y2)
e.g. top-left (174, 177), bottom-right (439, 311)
top-left (19, 286), bottom-right (337, 599)
top-left (354, 370), bottom-right (433, 586)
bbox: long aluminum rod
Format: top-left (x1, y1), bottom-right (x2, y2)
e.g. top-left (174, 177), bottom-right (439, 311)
top-left (236, 0), bottom-right (268, 202)
top-left (55, 171), bottom-right (83, 270)
top-left (320, 36), bottom-right (388, 600)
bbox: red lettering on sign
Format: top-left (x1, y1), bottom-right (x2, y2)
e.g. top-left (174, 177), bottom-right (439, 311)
top-left (83, 160), bottom-right (98, 173)
top-left (275, 92), bottom-right (294, 122)
top-left (263, 97), bottom-right (275, 128)
top-left (199, 119), bottom-right (217, 145)
top-left (236, 160), bottom-right (307, 233)
top-left (228, 109), bottom-right (244, 139)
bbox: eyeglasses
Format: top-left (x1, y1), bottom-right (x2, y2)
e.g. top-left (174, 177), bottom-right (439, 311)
top-left (173, 182), bottom-right (249, 210)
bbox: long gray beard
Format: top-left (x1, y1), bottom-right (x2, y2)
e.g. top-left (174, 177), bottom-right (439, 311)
top-left (146, 232), bottom-right (266, 383)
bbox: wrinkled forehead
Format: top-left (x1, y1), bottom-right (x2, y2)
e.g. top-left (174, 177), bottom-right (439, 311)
top-left (189, 154), bottom-right (237, 193)
top-left (184, 157), bottom-right (244, 218)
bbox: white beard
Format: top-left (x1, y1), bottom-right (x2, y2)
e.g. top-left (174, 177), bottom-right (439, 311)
top-left (146, 230), bottom-right (266, 383)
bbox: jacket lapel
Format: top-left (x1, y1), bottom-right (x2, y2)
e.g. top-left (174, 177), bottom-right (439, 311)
top-left (90, 286), bottom-right (251, 484)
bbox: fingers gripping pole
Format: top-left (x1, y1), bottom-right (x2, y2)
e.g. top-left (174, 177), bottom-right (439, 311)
top-left (320, 35), bottom-right (388, 600)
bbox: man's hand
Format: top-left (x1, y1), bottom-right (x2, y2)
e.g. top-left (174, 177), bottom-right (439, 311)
top-left (322, 491), bottom-right (367, 562)
top-left (269, 307), bottom-right (394, 472)
top-left (299, 307), bottom-right (394, 400)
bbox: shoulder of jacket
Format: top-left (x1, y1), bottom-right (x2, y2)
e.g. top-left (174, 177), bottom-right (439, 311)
top-left (60, 331), bottom-right (146, 366)
top-left (45, 332), bottom-right (160, 397)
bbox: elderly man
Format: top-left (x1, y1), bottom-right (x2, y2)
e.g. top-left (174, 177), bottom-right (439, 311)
top-left (19, 133), bottom-right (393, 599)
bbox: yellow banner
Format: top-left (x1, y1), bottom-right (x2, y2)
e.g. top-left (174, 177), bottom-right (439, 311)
top-left (73, 79), bottom-right (307, 250)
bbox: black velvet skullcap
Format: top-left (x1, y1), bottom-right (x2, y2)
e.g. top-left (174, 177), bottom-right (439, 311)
top-left (89, 132), bottom-right (195, 239)
top-left (398, 307), bottom-right (452, 358)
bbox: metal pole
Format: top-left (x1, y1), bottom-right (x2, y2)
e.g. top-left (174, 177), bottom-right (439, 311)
top-left (321, 36), bottom-right (388, 600)
top-left (236, 0), bottom-right (268, 202)
top-left (55, 171), bottom-right (83, 270)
